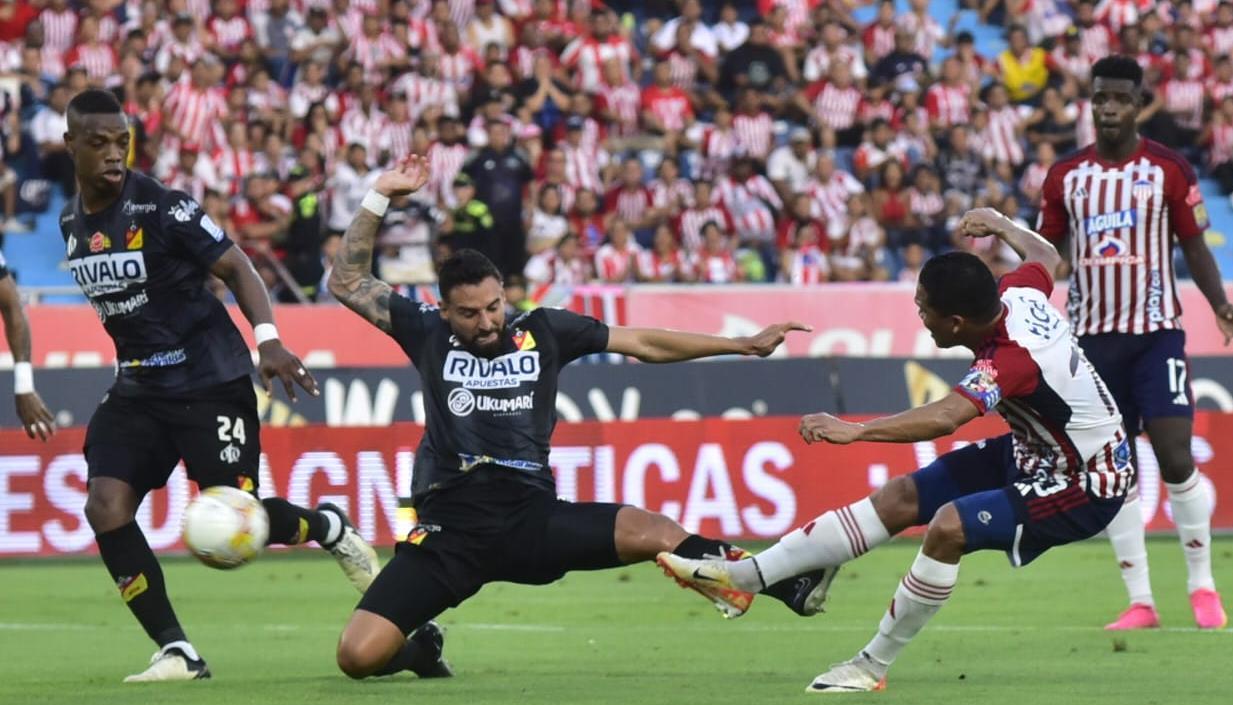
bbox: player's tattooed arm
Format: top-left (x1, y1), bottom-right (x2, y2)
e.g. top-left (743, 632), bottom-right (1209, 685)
top-left (329, 154), bottom-right (431, 334)
top-left (328, 208), bottom-right (394, 333)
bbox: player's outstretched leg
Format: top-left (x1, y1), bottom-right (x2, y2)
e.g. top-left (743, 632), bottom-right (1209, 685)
top-left (86, 477), bottom-right (211, 683)
top-left (1103, 492), bottom-right (1161, 630)
top-left (260, 497), bottom-right (380, 593)
top-left (806, 503), bottom-right (964, 694)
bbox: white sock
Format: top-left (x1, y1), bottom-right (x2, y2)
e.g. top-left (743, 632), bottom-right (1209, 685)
top-left (1166, 472), bottom-right (1216, 593)
top-left (862, 550), bottom-right (959, 677)
top-left (322, 510), bottom-right (343, 546)
top-left (730, 498), bottom-right (891, 592)
top-left (161, 640), bottom-right (201, 662)
top-left (1105, 494), bottom-right (1155, 606)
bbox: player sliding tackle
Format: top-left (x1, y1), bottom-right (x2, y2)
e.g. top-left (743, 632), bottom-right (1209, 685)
top-left (658, 208), bottom-right (1133, 693)
top-left (327, 155), bottom-right (829, 680)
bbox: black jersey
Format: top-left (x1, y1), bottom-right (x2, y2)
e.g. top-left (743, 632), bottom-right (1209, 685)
top-left (387, 295), bottom-right (609, 503)
top-left (59, 170), bottom-right (252, 397)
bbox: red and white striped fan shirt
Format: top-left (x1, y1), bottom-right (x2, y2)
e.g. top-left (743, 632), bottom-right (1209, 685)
top-left (804, 80), bottom-right (861, 132)
top-left (348, 32), bottom-right (407, 83)
top-left (65, 43), bottom-right (118, 82)
top-left (440, 48), bottom-right (482, 93)
top-left (907, 187), bottom-right (945, 222)
top-left (802, 44), bottom-right (867, 82)
top-left (288, 81), bottom-right (338, 119)
top-left (95, 13), bottom-right (120, 44)
top-left (393, 73), bottom-right (460, 121)
top-left (1160, 78), bottom-right (1206, 130)
top-left (562, 143), bottom-right (607, 194)
top-left (213, 146), bottom-right (258, 196)
top-left (642, 85), bottom-right (693, 133)
top-left (209, 16), bottom-right (253, 54)
top-left (897, 12), bottom-right (944, 59)
top-left (186, 0), bottom-right (211, 21)
top-left (1094, 0), bottom-right (1153, 33)
top-left (732, 111), bottom-right (774, 160)
top-left (714, 175), bottom-right (781, 240)
top-left (449, 0), bottom-right (476, 28)
top-left (925, 83), bottom-right (971, 129)
top-left (155, 38), bottom-right (206, 74)
top-left (649, 177), bottom-right (694, 212)
top-left (596, 80), bottom-right (641, 137)
top-left (677, 204), bottom-right (734, 252)
top-left (604, 185), bottom-right (655, 225)
top-left (1079, 23), bottom-right (1114, 60)
top-left (1207, 121), bottom-right (1233, 167)
top-left (1205, 25), bottom-right (1233, 57)
top-left (594, 241), bottom-right (643, 282)
top-left (377, 119), bottom-right (414, 164)
top-left (165, 82), bottom-right (228, 148)
top-left (1208, 77), bottom-right (1233, 103)
top-left (694, 250), bottom-right (740, 283)
top-left (340, 108), bottom-right (389, 156)
top-left (665, 50), bottom-right (701, 90)
top-left (638, 249), bottom-right (694, 282)
top-left (1020, 161), bottom-right (1049, 196)
top-left (1051, 47), bottom-right (1092, 84)
top-left (1037, 139), bottom-right (1209, 336)
top-left (1075, 99), bottom-right (1095, 148)
top-left (560, 35), bottom-right (637, 94)
top-left (525, 250), bottom-right (591, 287)
top-left (805, 170), bottom-right (864, 221)
top-left (954, 263), bottom-right (1130, 502)
top-left (982, 106), bottom-right (1027, 166)
top-left (247, 81), bottom-right (287, 115)
top-left (40, 9), bottom-right (78, 53)
top-left (534, 179), bottom-right (577, 214)
top-left (407, 17), bottom-right (441, 55)
top-left (862, 22), bottom-right (896, 62)
top-left (691, 124), bottom-right (741, 180)
top-left (428, 140), bottom-right (469, 206)
top-left (783, 244), bottom-right (829, 284)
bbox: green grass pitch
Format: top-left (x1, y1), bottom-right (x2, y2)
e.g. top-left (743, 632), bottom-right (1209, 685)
top-left (1, 537), bottom-right (1229, 705)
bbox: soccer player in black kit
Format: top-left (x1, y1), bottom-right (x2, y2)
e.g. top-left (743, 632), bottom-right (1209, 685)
top-left (60, 90), bottom-right (381, 682)
top-left (328, 155), bottom-right (833, 680)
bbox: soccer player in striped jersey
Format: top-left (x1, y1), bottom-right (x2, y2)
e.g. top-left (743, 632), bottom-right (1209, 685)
top-left (658, 209), bottom-right (1131, 692)
top-left (1037, 56), bottom-right (1230, 630)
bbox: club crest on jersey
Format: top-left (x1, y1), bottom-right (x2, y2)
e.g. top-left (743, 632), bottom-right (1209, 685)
top-left (513, 329), bottom-right (537, 351)
top-left (443, 349), bottom-right (541, 389)
top-left (126, 224), bottom-right (144, 250)
top-left (1131, 179), bottom-right (1154, 204)
top-left (1084, 209), bottom-right (1136, 235)
top-left (88, 232), bottom-right (111, 253)
top-left (959, 364), bottom-right (1002, 410)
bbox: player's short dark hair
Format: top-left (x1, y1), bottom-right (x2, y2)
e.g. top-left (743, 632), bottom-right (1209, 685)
top-left (1092, 55), bottom-right (1144, 87)
top-left (67, 89), bottom-right (123, 117)
top-left (919, 252), bottom-right (1001, 322)
top-left (438, 249), bottom-right (503, 301)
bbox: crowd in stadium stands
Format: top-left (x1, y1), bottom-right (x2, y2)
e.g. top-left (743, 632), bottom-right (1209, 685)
top-left (0, 0), bottom-right (1226, 303)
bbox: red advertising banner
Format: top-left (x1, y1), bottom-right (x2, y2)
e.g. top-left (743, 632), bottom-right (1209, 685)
top-left (1, 414), bottom-right (1229, 557)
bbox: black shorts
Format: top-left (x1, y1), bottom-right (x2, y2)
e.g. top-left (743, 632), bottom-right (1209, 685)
top-left (84, 376), bottom-right (261, 496)
top-left (357, 474), bottom-right (624, 633)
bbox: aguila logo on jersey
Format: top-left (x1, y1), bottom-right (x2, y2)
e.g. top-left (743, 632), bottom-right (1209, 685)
top-left (69, 251), bottom-right (148, 296)
top-left (88, 232), bottom-right (111, 253)
top-left (443, 349), bottom-right (541, 389)
top-left (1084, 209), bottom-right (1136, 235)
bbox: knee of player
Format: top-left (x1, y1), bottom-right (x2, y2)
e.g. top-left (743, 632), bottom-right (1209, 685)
top-left (870, 475), bottom-right (919, 528)
top-left (84, 488), bottom-right (134, 532)
top-left (336, 639), bottom-right (376, 680)
top-left (924, 504), bottom-right (966, 555)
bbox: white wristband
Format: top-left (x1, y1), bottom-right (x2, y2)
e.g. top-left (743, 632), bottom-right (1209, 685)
top-left (254, 323), bottom-right (280, 346)
top-left (361, 190), bottom-right (390, 217)
top-left (13, 362), bottom-right (34, 395)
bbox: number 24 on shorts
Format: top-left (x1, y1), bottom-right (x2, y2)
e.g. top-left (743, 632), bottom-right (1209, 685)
top-left (216, 415), bottom-right (247, 445)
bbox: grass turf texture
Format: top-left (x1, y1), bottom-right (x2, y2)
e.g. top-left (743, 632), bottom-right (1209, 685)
top-left (1, 537), bottom-right (1229, 705)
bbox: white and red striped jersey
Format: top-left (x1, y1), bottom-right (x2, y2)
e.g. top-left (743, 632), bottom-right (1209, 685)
top-left (1079, 23), bottom-right (1114, 61)
top-left (1205, 25), bottom-right (1233, 57)
top-left (213, 146), bottom-right (258, 196)
top-left (439, 48), bottom-right (483, 93)
top-left (340, 107), bottom-right (388, 156)
top-left (155, 37), bottom-right (206, 74)
top-left (1094, 0), bottom-right (1154, 34)
top-left (165, 82), bottom-right (229, 149)
top-left (1020, 161), bottom-right (1049, 196)
top-left (860, 97), bottom-right (896, 126)
top-left (428, 140), bottom-right (469, 207)
top-left (449, 0), bottom-right (476, 28)
top-left (982, 106), bottom-right (1028, 166)
top-left (603, 185), bottom-right (655, 225)
top-left (594, 240), bottom-right (644, 282)
top-left (690, 123), bottom-right (741, 180)
top-left (782, 244), bottom-right (829, 284)
top-left (805, 170), bottom-right (864, 221)
top-left (897, 11), bottom-right (945, 59)
top-left (186, 0), bottom-right (211, 21)
top-left (838, 215), bottom-right (883, 256)
top-left (39, 8), bottom-right (78, 53)
top-left (393, 72), bottom-right (460, 121)
top-left (715, 175), bottom-right (782, 241)
top-left (247, 80), bottom-right (287, 114)
top-left (596, 80), bottom-right (641, 137)
top-left (1168, 48), bottom-right (1211, 81)
top-left (1208, 121), bottom-right (1233, 167)
top-left (803, 44), bottom-right (868, 83)
top-left (377, 119), bottom-right (414, 164)
top-left (1160, 77), bottom-right (1206, 130)
top-left (347, 32), bottom-right (407, 83)
top-left (510, 45), bottom-right (552, 80)
top-left (642, 84), bottom-right (693, 132)
top-left (65, 43), bottom-right (118, 82)
top-left (665, 50), bottom-right (702, 90)
top-left (907, 187), bottom-right (945, 222)
top-left (758, 0), bottom-right (817, 36)
top-left (560, 35), bottom-right (637, 93)
top-left (638, 248), bottom-right (694, 282)
top-left (1208, 77), bottom-right (1233, 103)
top-left (331, 8), bottom-right (364, 39)
top-left (925, 82), bottom-right (971, 129)
top-left (732, 111), bottom-right (774, 160)
top-left (209, 15), bottom-right (253, 53)
top-left (1038, 139), bottom-right (1209, 335)
top-left (533, 179), bottom-right (576, 214)
top-left (525, 249), bottom-right (591, 286)
top-left (562, 143), bottom-right (608, 194)
top-left (288, 81), bottom-right (339, 119)
top-left (804, 80), bottom-right (861, 132)
top-left (649, 177), bottom-right (694, 212)
top-left (94, 13), bottom-right (120, 45)
top-left (954, 263), bottom-right (1130, 499)
top-left (407, 17), bottom-right (441, 55)
top-left (1051, 48), bottom-right (1092, 84)
top-left (694, 250), bottom-right (740, 283)
top-left (676, 204), bottom-right (734, 252)
top-left (862, 22), bottom-right (896, 62)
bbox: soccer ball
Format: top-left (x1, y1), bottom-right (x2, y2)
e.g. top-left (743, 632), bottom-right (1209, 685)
top-left (182, 486), bottom-right (269, 569)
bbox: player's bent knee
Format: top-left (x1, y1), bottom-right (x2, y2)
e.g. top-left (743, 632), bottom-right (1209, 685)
top-left (869, 475), bottom-right (919, 533)
top-left (922, 504), bottom-right (966, 561)
top-left (337, 610), bottom-right (405, 679)
top-left (84, 484), bottom-right (136, 533)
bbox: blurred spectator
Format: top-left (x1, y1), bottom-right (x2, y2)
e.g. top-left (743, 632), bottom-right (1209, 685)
top-left (830, 194), bottom-right (889, 282)
top-left (694, 219), bottom-right (740, 283)
top-left (640, 222), bottom-right (694, 283)
top-left (327, 142), bottom-right (379, 235)
top-left (997, 24), bottom-right (1054, 105)
top-left (441, 172), bottom-right (495, 261)
top-left (780, 220), bottom-right (830, 285)
top-left (711, 3), bottom-right (749, 55)
top-left (31, 83), bottom-right (72, 196)
top-left (525, 183), bottom-right (569, 256)
top-left (719, 19), bottom-right (788, 103)
top-left (462, 118), bottom-right (533, 274)
top-left (594, 218), bottom-right (643, 283)
top-left (525, 232), bottom-right (591, 287)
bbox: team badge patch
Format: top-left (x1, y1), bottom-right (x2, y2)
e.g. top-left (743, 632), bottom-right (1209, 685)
top-left (88, 232), bottom-right (111, 253)
top-left (958, 360), bottom-right (1002, 411)
top-left (126, 224), bottom-right (144, 250)
top-left (1132, 179), bottom-right (1153, 203)
top-left (407, 527), bottom-right (429, 545)
top-left (513, 329), bottom-right (537, 351)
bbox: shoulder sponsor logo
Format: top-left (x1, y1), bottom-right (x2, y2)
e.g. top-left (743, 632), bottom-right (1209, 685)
top-left (119, 348), bottom-right (187, 368)
top-left (1084, 209), bottom-right (1136, 235)
top-left (66, 235), bottom-right (77, 256)
top-left (959, 363), bottom-right (1002, 410)
top-left (88, 232), bottom-right (111, 253)
top-left (200, 214), bottom-right (225, 241)
top-left (122, 200), bottom-right (157, 215)
top-left (169, 198), bottom-right (200, 222)
top-left (443, 349), bottom-right (541, 389)
top-left (69, 251), bottom-right (148, 296)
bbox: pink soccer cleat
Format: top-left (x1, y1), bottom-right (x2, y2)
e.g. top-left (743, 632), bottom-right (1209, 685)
top-left (1190, 589), bottom-right (1228, 630)
top-left (1104, 603), bottom-right (1161, 630)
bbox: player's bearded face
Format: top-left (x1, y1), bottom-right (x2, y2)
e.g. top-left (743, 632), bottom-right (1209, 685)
top-left (442, 278), bottom-right (507, 356)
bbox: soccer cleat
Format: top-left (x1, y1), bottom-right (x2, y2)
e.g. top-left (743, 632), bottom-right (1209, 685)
top-left (1104, 603), bottom-right (1161, 630)
top-left (123, 645), bottom-right (211, 683)
top-left (318, 503), bottom-right (381, 594)
top-left (655, 552), bottom-right (755, 619)
top-left (1190, 588), bottom-right (1228, 630)
top-left (806, 654), bottom-right (887, 694)
top-left (409, 621), bottom-right (454, 678)
top-left (784, 566), bottom-right (841, 617)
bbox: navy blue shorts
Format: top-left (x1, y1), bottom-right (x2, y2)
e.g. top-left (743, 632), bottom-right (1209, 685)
top-left (1077, 330), bottom-right (1193, 436)
top-left (911, 435), bottom-right (1125, 567)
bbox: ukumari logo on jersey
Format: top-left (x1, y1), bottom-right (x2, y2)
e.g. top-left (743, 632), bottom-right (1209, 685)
top-left (443, 349), bottom-right (541, 389)
top-left (69, 251), bottom-right (148, 296)
top-left (1084, 209), bottom-right (1136, 235)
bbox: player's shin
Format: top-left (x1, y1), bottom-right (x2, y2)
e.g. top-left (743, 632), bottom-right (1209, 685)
top-left (861, 550), bottom-right (959, 677)
top-left (261, 497), bottom-right (337, 546)
top-left (1165, 472), bottom-right (1216, 593)
top-left (742, 498), bottom-right (890, 592)
top-left (1105, 493), bottom-right (1155, 605)
top-left (96, 521), bottom-right (187, 646)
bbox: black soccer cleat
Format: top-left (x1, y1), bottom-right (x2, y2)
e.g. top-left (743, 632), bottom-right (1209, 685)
top-left (409, 621), bottom-right (454, 679)
top-left (764, 566), bottom-right (840, 617)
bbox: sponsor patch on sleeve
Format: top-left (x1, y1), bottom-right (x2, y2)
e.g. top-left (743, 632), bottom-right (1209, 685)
top-left (1185, 184), bottom-right (1203, 207)
top-left (957, 362), bottom-right (1002, 411)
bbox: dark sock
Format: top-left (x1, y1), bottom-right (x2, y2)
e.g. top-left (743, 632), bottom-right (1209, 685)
top-left (672, 534), bottom-right (800, 605)
top-left (262, 497), bottom-right (329, 546)
top-left (96, 521), bottom-right (186, 646)
top-left (375, 639), bottom-right (428, 676)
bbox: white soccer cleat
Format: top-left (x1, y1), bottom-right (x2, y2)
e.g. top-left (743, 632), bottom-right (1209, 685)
top-left (655, 552), bottom-right (754, 619)
top-left (318, 503), bottom-right (381, 593)
top-left (806, 654), bottom-right (887, 694)
top-left (123, 645), bottom-right (211, 683)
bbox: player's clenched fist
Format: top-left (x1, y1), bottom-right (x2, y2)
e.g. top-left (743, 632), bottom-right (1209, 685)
top-left (956, 207), bottom-right (1017, 240)
top-left (799, 412), bottom-right (864, 445)
top-left (374, 154), bottom-right (431, 197)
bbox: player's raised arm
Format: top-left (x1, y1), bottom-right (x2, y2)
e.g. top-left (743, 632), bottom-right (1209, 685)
top-left (957, 207), bottom-right (1062, 275)
top-left (605, 321), bottom-right (812, 363)
top-left (328, 155), bottom-right (430, 334)
top-left (0, 273), bottom-right (55, 440)
top-left (799, 392), bottom-right (979, 445)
